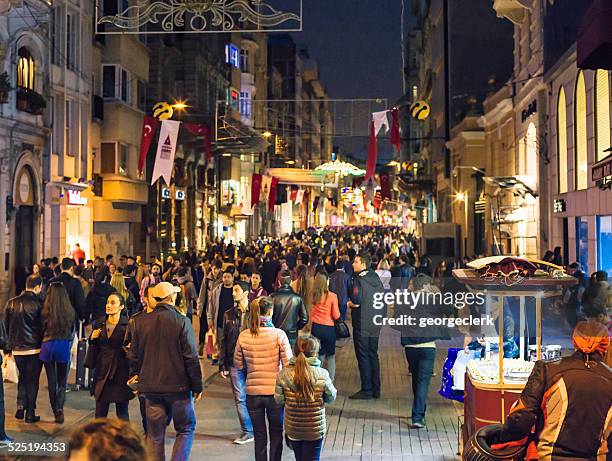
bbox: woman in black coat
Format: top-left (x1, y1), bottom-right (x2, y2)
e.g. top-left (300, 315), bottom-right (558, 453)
top-left (85, 292), bottom-right (133, 420)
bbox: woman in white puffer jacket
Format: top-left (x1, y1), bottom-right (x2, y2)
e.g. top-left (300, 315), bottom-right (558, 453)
top-left (234, 296), bottom-right (292, 461)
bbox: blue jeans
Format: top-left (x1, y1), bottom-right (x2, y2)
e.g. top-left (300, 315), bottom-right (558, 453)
top-left (145, 394), bottom-right (196, 461)
top-left (353, 330), bottom-right (380, 396)
top-left (247, 394), bottom-right (284, 461)
top-left (291, 438), bottom-right (324, 461)
top-left (404, 347), bottom-right (436, 423)
top-left (230, 367), bottom-right (253, 435)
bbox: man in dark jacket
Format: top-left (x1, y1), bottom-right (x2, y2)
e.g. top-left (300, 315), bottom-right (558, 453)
top-left (128, 282), bottom-right (202, 461)
top-left (51, 258), bottom-right (86, 330)
top-left (123, 265), bottom-right (142, 313)
top-left (347, 251), bottom-right (385, 400)
top-left (329, 260), bottom-right (351, 321)
top-left (261, 252), bottom-right (281, 295)
top-left (495, 321), bottom-right (611, 460)
top-left (219, 281), bottom-right (253, 445)
top-left (270, 271), bottom-right (309, 347)
top-left (4, 275), bottom-right (44, 423)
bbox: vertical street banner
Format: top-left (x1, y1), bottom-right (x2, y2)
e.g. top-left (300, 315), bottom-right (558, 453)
top-left (268, 177), bottom-right (279, 211)
top-left (184, 123), bottom-right (213, 166)
top-left (372, 110), bottom-right (390, 135)
top-left (151, 119), bottom-right (181, 185)
top-left (289, 185), bottom-right (298, 202)
top-left (251, 173), bottom-right (262, 208)
top-left (313, 196), bottom-right (320, 211)
top-left (379, 172), bottom-right (391, 200)
top-left (138, 115), bottom-right (159, 175)
top-left (295, 189), bottom-right (305, 205)
top-left (260, 175), bottom-right (272, 205)
top-left (389, 108), bottom-right (401, 152)
top-left (365, 120), bottom-right (378, 180)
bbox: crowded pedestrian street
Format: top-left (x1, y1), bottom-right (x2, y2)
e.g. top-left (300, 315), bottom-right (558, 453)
top-left (0, 0), bottom-right (611, 460)
top-left (1, 327), bottom-right (463, 460)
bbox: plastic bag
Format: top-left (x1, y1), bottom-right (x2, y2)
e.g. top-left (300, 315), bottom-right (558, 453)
top-left (450, 349), bottom-right (473, 392)
top-left (2, 354), bottom-right (18, 383)
top-left (70, 332), bottom-right (78, 370)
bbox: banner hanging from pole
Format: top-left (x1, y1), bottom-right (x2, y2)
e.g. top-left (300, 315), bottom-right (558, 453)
top-left (151, 119), bottom-right (181, 185)
top-left (138, 116), bottom-right (160, 175)
top-left (251, 173), bottom-right (262, 208)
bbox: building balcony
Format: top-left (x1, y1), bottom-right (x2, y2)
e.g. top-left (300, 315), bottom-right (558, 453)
top-left (16, 88), bottom-right (46, 115)
top-left (492, 0), bottom-right (530, 25)
top-left (99, 174), bottom-right (148, 204)
top-left (577, 0), bottom-right (612, 70)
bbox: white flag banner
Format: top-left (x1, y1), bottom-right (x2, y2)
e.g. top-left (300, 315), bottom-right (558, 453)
top-left (260, 175), bottom-right (272, 204)
top-left (372, 110), bottom-right (390, 136)
top-left (151, 119), bottom-right (181, 185)
top-left (295, 189), bottom-right (305, 205)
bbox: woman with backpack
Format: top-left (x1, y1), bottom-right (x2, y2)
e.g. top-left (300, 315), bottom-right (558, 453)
top-left (234, 296), bottom-right (292, 461)
top-left (274, 335), bottom-right (337, 461)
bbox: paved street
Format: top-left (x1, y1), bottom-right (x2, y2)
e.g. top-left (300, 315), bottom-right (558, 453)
top-left (0, 326), bottom-right (462, 461)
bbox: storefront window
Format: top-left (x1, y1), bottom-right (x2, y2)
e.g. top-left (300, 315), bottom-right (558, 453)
top-left (595, 70), bottom-right (610, 162)
top-left (557, 86), bottom-right (568, 194)
top-left (575, 71), bottom-right (588, 190)
top-left (597, 215), bottom-right (612, 278)
top-left (576, 217), bottom-right (589, 273)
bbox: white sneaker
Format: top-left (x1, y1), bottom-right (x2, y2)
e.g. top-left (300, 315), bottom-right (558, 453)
top-left (233, 433), bottom-right (254, 444)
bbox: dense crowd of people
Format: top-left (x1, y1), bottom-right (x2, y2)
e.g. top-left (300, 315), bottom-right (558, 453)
top-left (0, 226), bottom-right (609, 461)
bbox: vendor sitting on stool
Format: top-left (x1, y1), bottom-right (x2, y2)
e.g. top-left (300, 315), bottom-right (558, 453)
top-left (494, 321), bottom-right (612, 460)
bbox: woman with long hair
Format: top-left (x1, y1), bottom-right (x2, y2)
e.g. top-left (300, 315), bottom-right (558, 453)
top-left (40, 282), bottom-right (75, 424)
top-left (291, 264), bottom-right (313, 322)
top-left (85, 293), bottom-right (134, 420)
top-left (110, 273), bottom-right (137, 316)
top-left (274, 335), bottom-right (337, 461)
top-left (234, 296), bottom-right (292, 461)
top-left (310, 273), bottom-right (340, 381)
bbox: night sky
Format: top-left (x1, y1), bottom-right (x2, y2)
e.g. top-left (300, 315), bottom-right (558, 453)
top-left (291, 0), bottom-right (407, 162)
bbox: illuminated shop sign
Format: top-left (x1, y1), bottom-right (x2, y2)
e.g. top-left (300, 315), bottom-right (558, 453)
top-left (225, 44), bottom-right (239, 68)
top-left (67, 190), bottom-right (87, 206)
top-left (553, 199), bottom-right (566, 213)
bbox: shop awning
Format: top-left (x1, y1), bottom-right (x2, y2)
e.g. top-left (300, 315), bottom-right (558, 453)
top-left (483, 176), bottom-right (537, 198)
top-left (266, 168), bottom-right (338, 188)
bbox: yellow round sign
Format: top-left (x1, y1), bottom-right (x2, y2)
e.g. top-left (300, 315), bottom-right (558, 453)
top-left (153, 102), bottom-right (174, 120)
top-left (410, 100), bottom-right (430, 120)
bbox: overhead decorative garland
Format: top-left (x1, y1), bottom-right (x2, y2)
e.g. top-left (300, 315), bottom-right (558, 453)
top-left (315, 160), bottom-right (366, 178)
top-left (97, 0), bottom-right (302, 34)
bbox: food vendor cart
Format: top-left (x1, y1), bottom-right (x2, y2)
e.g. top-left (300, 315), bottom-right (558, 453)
top-left (452, 260), bottom-right (578, 449)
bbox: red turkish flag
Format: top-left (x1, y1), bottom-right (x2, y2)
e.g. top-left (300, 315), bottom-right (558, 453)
top-left (138, 116), bottom-right (160, 175)
top-left (268, 177), bottom-right (279, 212)
top-left (289, 187), bottom-right (298, 201)
top-left (389, 108), bottom-right (401, 152)
top-left (365, 120), bottom-right (378, 180)
top-left (379, 172), bottom-right (391, 200)
top-left (184, 123), bottom-right (213, 166)
top-left (251, 174), bottom-right (262, 208)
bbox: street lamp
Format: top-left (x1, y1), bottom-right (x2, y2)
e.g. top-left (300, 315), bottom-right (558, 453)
top-left (262, 131), bottom-right (273, 138)
top-left (454, 191), bottom-right (468, 258)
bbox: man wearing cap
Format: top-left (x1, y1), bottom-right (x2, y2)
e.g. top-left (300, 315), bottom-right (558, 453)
top-left (128, 282), bottom-right (202, 461)
top-left (494, 321), bottom-right (612, 460)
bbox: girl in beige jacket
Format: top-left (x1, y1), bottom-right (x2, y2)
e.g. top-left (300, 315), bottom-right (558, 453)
top-left (234, 297), bottom-right (292, 461)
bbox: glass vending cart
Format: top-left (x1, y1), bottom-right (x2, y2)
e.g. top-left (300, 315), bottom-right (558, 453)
top-left (452, 262), bottom-right (577, 448)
